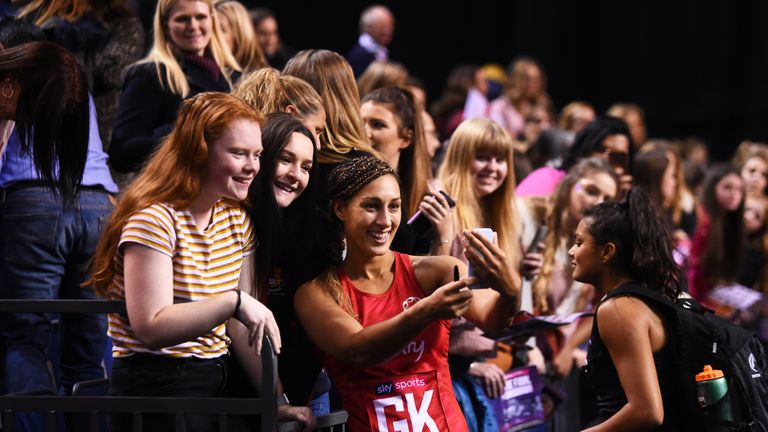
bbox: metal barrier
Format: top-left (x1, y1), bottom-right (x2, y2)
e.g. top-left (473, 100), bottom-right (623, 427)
top-left (0, 299), bottom-right (347, 431)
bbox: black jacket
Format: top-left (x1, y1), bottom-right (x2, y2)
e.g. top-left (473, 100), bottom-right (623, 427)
top-left (109, 59), bottom-right (234, 173)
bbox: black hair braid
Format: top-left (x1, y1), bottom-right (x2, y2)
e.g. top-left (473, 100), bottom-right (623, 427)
top-left (328, 154), bottom-right (396, 200)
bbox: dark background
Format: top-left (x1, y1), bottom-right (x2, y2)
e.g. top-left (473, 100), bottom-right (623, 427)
top-left (140, 0), bottom-right (768, 160)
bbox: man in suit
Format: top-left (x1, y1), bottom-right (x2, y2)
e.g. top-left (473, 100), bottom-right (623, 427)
top-left (346, 4), bottom-right (394, 77)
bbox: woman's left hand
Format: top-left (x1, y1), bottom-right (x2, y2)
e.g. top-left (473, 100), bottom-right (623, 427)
top-left (461, 230), bottom-right (521, 299)
top-left (420, 180), bottom-right (455, 249)
top-left (521, 249), bottom-right (544, 280)
top-left (277, 405), bottom-right (317, 432)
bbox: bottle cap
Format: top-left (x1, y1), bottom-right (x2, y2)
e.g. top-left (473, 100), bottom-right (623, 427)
top-left (695, 365), bottom-right (724, 381)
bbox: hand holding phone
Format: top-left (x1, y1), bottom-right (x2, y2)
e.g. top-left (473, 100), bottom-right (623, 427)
top-left (407, 190), bottom-right (456, 236)
top-left (522, 225), bottom-right (548, 280)
top-left (466, 228), bottom-right (495, 288)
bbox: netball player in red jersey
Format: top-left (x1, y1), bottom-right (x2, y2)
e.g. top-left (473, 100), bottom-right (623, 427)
top-left (295, 154), bottom-right (521, 431)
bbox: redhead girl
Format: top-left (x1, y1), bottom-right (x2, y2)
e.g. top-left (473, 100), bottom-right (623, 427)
top-left (91, 93), bottom-right (295, 431)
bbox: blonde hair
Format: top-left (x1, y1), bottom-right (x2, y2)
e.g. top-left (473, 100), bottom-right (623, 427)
top-left (733, 140), bottom-right (768, 174)
top-left (233, 67), bottom-right (324, 121)
top-left (90, 93), bottom-right (263, 295)
top-left (532, 158), bottom-right (617, 313)
top-left (357, 61), bottom-right (409, 98)
top-left (214, 0), bottom-right (267, 72)
top-left (503, 57), bottom-right (553, 117)
top-left (283, 49), bottom-right (375, 164)
top-left (558, 101), bottom-right (594, 131)
top-left (19, 0), bottom-right (89, 24)
top-left (437, 118), bottom-right (520, 267)
top-left (139, 0), bottom-right (241, 97)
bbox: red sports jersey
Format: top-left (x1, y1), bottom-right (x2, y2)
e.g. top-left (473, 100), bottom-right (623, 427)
top-left (324, 252), bottom-right (469, 432)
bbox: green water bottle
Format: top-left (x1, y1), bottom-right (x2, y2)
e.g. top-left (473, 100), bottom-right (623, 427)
top-left (695, 364), bottom-right (733, 428)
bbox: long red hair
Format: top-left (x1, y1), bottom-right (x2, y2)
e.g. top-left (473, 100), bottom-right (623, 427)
top-left (89, 92), bottom-right (263, 295)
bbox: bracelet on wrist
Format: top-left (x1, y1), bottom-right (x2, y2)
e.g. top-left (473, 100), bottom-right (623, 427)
top-left (233, 289), bottom-right (242, 319)
top-left (277, 393), bottom-right (290, 406)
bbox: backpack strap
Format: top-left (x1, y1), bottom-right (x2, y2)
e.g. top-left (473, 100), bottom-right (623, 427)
top-left (603, 282), bottom-right (672, 305)
top-left (600, 282), bottom-right (678, 317)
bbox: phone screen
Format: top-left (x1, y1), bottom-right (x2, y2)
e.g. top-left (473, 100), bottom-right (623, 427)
top-left (468, 228), bottom-right (494, 288)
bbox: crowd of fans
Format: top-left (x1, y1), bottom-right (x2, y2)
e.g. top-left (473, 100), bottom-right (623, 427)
top-left (0, 1), bottom-right (766, 432)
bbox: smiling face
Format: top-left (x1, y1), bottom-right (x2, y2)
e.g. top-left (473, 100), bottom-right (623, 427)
top-left (335, 174), bottom-right (401, 257)
top-left (167, 0), bottom-right (212, 56)
top-left (203, 118), bottom-right (262, 202)
top-left (715, 173), bottom-right (745, 212)
top-left (273, 132), bottom-right (314, 208)
top-left (741, 156), bottom-right (768, 196)
top-left (361, 101), bottom-right (410, 169)
top-left (470, 150), bottom-right (508, 197)
top-left (569, 172), bottom-right (618, 221)
top-left (568, 218), bottom-right (605, 285)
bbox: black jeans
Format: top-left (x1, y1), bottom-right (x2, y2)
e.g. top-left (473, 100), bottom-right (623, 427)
top-left (109, 354), bottom-right (227, 432)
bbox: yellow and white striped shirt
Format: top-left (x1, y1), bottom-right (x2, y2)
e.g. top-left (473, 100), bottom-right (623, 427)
top-left (107, 200), bottom-right (255, 358)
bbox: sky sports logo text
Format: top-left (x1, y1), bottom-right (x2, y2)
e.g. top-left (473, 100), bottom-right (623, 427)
top-left (376, 378), bottom-right (427, 396)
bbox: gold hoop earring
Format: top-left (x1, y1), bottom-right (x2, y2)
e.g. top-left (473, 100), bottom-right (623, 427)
top-left (1, 83), bottom-right (13, 99)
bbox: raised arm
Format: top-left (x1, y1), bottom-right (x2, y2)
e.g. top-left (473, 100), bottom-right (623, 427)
top-left (294, 273), bottom-right (473, 367)
top-left (459, 230), bottom-right (521, 330)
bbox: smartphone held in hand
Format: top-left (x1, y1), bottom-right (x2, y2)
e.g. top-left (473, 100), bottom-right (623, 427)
top-left (467, 228), bottom-right (494, 288)
top-left (407, 190), bottom-right (456, 236)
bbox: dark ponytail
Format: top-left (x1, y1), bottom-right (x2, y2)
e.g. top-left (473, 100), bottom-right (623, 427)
top-left (584, 188), bottom-right (683, 301)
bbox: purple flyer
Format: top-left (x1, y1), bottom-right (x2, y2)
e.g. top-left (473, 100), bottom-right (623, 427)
top-left (488, 366), bottom-right (545, 431)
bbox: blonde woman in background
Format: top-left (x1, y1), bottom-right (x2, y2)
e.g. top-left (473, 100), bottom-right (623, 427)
top-left (233, 67), bottom-right (326, 148)
top-left (214, 0), bottom-right (267, 72)
top-left (283, 49), bottom-right (375, 166)
top-left (489, 57), bottom-right (555, 138)
top-left (438, 118), bottom-right (520, 263)
top-left (607, 102), bottom-right (647, 149)
top-left (110, 0), bottom-right (241, 177)
top-left (436, 119), bottom-right (522, 422)
top-left (733, 140), bottom-right (768, 197)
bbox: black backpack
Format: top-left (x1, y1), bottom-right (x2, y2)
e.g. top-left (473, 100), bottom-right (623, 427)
top-left (606, 284), bottom-right (768, 432)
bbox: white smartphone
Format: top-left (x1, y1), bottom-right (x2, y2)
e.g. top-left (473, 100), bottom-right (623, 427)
top-left (467, 228), bottom-right (494, 289)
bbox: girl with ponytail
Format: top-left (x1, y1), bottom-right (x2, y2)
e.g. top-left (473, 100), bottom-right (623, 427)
top-left (568, 188), bottom-right (685, 430)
